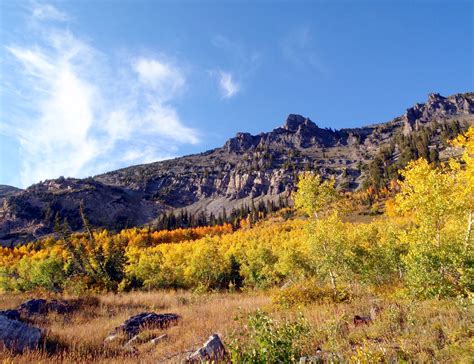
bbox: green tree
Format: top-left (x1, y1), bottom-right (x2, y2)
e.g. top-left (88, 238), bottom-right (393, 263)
top-left (395, 150), bottom-right (473, 298)
top-left (293, 173), bottom-right (347, 294)
top-left (293, 173), bottom-right (337, 218)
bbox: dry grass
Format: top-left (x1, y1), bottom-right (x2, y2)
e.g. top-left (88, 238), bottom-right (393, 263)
top-left (0, 291), bottom-right (269, 363)
top-left (1, 290), bottom-right (473, 363)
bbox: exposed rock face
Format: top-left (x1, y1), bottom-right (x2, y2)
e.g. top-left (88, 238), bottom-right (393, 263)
top-left (0, 185), bottom-right (22, 204)
top-left (0, 178), bottom-right (164, 245)
top-left (403, 93), bottom-right (474, 134)
top-left (0, 315), bottom-right (42, 352)
top-left (1, 92), bottom-right (473, 245)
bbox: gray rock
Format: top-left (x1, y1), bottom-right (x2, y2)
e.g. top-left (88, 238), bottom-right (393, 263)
top-left (18, 298), bottom-right (72, 316)
top-left (0, 309), bottom-right (21, 321)
top-left (108, 312), bottom-right (180, 339)
top-left (0, 315), bottom-right (42, 352)
top-left (18, 299), bottom-right (48, 315)
top-left (187, 334), bottom-right (227, 362)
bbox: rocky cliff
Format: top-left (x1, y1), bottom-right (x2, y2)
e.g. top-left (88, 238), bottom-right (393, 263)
top-left (1, 92), bottom-right (473, 245)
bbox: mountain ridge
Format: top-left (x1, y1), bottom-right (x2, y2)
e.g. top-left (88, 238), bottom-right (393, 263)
top-left (1, 92), bottom-right (473, 245)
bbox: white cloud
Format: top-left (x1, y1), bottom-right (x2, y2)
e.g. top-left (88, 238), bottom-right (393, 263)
top-left (1, 5), bottom-right (200, 187)
top-left (217, 71), bottom-right (240, 99)
top-left (32, 2), bottom-right (69, 22)
top-left (210, 35), bottom-right (261, 100)
top-left (134, 58), bottom-right (186, 100)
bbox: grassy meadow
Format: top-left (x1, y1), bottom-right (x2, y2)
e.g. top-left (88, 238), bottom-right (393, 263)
top-left (1, 289), bottom-right (472, 363)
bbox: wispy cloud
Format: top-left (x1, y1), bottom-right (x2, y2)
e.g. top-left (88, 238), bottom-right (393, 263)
top-left (217, 71), bottom-right (240, 99)
top-left (31, 2), bottom-right (69, 22)
top-left (1, 3), bottom-right (199, 187)
top-left (133, 58), bottom-right (186, 100)
top-left (211, 35), bottom-right (261, 100)
top-left (281, 26), bottom-right (327, 74)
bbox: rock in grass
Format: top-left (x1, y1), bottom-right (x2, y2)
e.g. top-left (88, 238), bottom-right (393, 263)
top-left (0, 315), bottom-right (42, 352)
top-left (107, 312), bottom-right (180, 340)
top-left (18, 298), bottom-right (72, 316)
top-left (0, 309), bottom-right (21, 321)
top-left (150, 333), bottom-right (168, 345)
top-left (187, 334), bottom-right (227, 362)
top-left (18, 299), bottom-right (48, 315)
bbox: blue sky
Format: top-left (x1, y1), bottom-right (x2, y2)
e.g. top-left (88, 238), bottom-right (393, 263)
top-left (0, 0), bottom-right (472, 188)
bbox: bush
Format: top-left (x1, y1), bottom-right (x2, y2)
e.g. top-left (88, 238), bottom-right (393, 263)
top-left (15, 254), bottom-right (66, 292)
top-left (272, 280), bottom-right (351, 308)
top-left (403, 239), bottom-right (473, 298)
top-left (228, 310), bottom-right (311, 364)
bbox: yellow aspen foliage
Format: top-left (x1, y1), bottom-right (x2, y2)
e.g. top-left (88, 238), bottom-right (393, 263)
top-left (293, 172), bottom-right (337, 217)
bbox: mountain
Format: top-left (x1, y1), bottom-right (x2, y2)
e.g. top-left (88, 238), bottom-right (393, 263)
top-left (1, 92), bottom-right (473, 246)
top-left (0, 185), bottom-right (22, 203)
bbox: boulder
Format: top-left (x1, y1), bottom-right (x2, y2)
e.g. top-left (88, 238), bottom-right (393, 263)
top-left (187, 334), bottom-right (227, 362)
top-left (0, 315), bottom-right (42, 352)
top-left (18, 299), bottom-right (48, 315)
top-left (46, 299), bottom-right (73, 314)
top-left (18, 298), bottom-right (72, 316)
top-left (106, 312), bottom-right (180, 340)
top-left (0, 309), bottom-right (21, 321)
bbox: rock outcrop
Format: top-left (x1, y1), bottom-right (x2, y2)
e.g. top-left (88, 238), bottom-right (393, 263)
top-left (0, 185), bottom-right (22, 204)
top-left (18, 299), bottom-right (72, 316)
top-left (187, 334), bottom-right (227, 363)
top-left (403, 93), bottom-right (473, 134)
top-left (0, 315), bottom-right (42, 352)
top-left (106, 312), bottom-right (180, 340)
top-left (0, 309), bottom-right (21, 321)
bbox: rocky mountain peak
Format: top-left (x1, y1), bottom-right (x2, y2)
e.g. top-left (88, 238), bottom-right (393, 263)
top-left (427, 92), bottom-right (444, 102)
top-left (403, 92), bottom-right (474, 134)
top-left (282, 114), bottom-right (316, 132)
top-left (224, 132), bottom-right (260, 153)
top-left (1, 92), bottom-right (473, 245)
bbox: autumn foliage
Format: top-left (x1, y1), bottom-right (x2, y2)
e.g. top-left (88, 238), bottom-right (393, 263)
top-left (0, 128), bottom-right (473, 301)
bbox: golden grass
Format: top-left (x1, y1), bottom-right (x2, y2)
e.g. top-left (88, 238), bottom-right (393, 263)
top-left (0, 290), bottom-right (473, 363)
top-left (0, 291), bottom-right (269, 363)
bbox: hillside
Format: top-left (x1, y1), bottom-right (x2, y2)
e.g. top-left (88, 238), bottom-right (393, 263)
top-left (0, 124), bottom-right (473, 361)
top-left (0, 185), bottom-right (22, 202)
top-left (1, 92), bottom-right (473, 245)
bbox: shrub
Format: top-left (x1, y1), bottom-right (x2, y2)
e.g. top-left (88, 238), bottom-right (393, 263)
top-left (228, 310), bottom-right (311, 364)
top-left (16, 254), bottom-right (66, 292)
top-left (272, 280), bottom-right (350, 308)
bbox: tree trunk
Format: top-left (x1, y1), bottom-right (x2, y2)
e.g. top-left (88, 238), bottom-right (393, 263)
top-left (329, 270), bottom-right (337, 295)
top-left (464, 211), bottom-right (473, 252)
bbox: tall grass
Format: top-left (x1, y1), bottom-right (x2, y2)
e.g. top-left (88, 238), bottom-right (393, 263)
top-left (1, 289), bottom-right (472, 363)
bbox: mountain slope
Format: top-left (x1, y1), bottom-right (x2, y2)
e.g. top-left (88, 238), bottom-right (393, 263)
top-left (1, 92), bottom-right (473, 245)
top-left (0, 185), bottom-right (22, 202)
